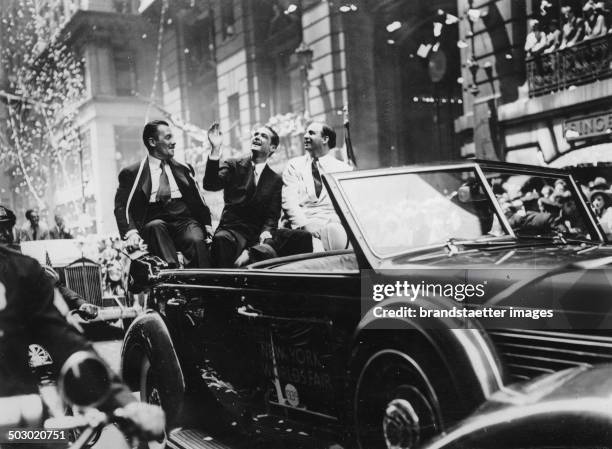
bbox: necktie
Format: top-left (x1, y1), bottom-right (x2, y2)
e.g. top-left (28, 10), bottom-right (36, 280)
top-left (157, 160), bottom-right (171, 203)
top-left (253, 164), bottom-right (259, 187)
top-left (33, 227), bottom-right (37, 241)
top-left (312, 157), bottom-right (322, 198)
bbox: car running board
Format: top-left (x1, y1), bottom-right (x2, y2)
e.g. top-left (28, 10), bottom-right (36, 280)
top-left (167, 428), bottom-right (244, 449)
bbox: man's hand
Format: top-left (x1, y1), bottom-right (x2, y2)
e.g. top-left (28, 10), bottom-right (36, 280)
top-left (234, 249), bottom-right (251, 267)
top-left (114, 402), bottom-right (166, 441)
top-left (204, 225), bottom-right (214, 245)
top-left (77, 303), bottom-right (99, 320)
top-left (259, 230), bottom-right (272, 244)
top-left (303, 222), bottom-right (321, 239)
top-left (208, 122), bottom-right (223, 158)
top-left (125, 231), bottom-right (143, 251)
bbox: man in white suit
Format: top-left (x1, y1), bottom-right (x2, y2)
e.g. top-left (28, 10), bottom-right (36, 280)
top-left (282, 121), bottom-right (352, 251)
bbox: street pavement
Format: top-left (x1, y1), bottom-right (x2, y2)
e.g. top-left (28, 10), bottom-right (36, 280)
top-left (87, 322), bottom-right (124, 373)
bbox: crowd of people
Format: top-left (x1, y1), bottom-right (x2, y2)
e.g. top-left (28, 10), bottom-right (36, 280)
top-left (7, 208), bottom-right (73, 243)
top-left (525, 0), bottom-right (611, 56)
top-left (492, 174), bottom-right (612, 238)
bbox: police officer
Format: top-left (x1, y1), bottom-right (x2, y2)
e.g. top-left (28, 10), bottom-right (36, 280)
top-left (0, 205), bottom-right (165, 441)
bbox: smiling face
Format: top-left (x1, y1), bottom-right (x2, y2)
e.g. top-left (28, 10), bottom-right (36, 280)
top-left (303, 122), bottom-right (329, 157)
top-left (148, 124), bottom-right (175, 160)
top-left (592, 194), bottom-right (606, 213)
top-left (250, 126), bottom-right (276, 162)
top-left (28, 210), bottom-right (39, 226)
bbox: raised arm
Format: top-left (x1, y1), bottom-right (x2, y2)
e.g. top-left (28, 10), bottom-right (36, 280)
top-left (203, 122), bottom-right (231, 191)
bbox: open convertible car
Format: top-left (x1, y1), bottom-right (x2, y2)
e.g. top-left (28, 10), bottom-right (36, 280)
top-left (121, 160), bottom-right (612, 449)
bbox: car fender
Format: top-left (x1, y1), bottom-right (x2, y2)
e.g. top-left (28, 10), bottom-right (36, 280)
top-left (352, 295), bottom-right (506, 411)
top-left (420, 365), bottom-right (612, 449)
top-left (120, 311), bottom-right (185, 396)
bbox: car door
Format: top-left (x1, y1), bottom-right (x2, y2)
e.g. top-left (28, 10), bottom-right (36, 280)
top-left (235, 267), bottom-right (360, 430)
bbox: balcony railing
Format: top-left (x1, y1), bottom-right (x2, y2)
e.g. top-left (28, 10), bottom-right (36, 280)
top-left (526, 34), bottom-right (612, 97)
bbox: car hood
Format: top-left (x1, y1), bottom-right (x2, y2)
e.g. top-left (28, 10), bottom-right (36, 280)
top-left (369, 244), bottom-right (612, 328)
top-left (20, 239), bottom-right (100, 267)
top-left (385, 243), bottom-right (612, 269)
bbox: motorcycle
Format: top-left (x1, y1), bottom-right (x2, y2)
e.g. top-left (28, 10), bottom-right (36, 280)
top-left (1, 351), bottom-right (164, 449)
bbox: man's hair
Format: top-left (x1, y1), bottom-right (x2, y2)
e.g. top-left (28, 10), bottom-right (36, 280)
top-left (321, 124), bottom-right (336, 149)
top-left (142, 120), bottom-right (170, 150)
top-left (264, 125), bottom-right (279, 148)
top-left (25, 209), bottom-right (36, 220)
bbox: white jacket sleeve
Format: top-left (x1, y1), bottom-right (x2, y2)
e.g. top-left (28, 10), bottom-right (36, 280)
top-left (282, 160), bottom-right (308, 228)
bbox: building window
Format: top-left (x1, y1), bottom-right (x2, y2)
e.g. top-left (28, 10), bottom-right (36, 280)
top-left (114, 126), bottom-right (142, 167)
top-left (185, 14), bottom-right (216, 80)
top-left (227, 94), bottom-right (241, 149)
top-left (221, 0), bottom-right (235, 40)
top-left (114, 50), bottom-right (136, 96)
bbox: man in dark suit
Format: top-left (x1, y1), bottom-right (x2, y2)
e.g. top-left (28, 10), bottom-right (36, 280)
top-left (114, 120), bottom-right (212, 268)
top-left (204, 123), bottom-right (282, 267)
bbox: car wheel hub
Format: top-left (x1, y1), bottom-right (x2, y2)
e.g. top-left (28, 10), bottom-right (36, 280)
top-left (148, 386), bottom-right (161, 406)
top-left (383, 398), bottom-right (420, 449)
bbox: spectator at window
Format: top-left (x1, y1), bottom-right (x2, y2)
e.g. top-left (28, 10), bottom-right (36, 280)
top-left (525, 19), bottom-right (547, 56)
top-left (543, 19), bottom-right (562, 52)
top-left (585, 1), bottom-right (608, 38)
top-left (589, 176), bottom-right (609, 190)
top-left (589, 190), bottom-right (612, 236)
top-left (541, 184), bottom-right (555, 198)
top-left (560, 5), bottom-right (585, 48)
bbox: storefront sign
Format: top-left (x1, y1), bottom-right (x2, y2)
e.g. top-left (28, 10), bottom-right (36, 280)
top-left (564, 111), bottom-right (612, 141)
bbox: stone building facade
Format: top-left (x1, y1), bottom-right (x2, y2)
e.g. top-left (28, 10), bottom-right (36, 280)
top-left (455, 0), bottom-right (612, 176)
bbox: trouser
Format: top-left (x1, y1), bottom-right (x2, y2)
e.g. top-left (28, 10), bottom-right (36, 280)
top-left (211, 228), bottom-right (248, 268)
top-left (308, 219), bottom-right (350, 251)
top-left (141, 218), bottom-right (211, 268)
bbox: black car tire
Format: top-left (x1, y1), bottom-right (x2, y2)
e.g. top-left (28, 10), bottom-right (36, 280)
top-left (123, 341), bottom-right (184, 427)
top-left (349, 336), bottom-right (463, 449)
top-left (122, 317), bottom-right (135, 331)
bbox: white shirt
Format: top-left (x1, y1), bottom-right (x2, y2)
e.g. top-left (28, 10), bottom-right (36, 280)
top-left (254, 161), bottom-right (266, 186)
top-left (148, 155), bottom-right (182, 203)
top-left (282, 152), bottom-right (353, 228)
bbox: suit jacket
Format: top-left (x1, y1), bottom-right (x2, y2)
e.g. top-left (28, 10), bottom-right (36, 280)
top-left (49, 225), bottom-right (73, 239)
top-left (203, 156), bottom-right (282, 244)
top-left (16, 222), bottom-right (50, 242)
top-left (114, 157), bottom-right (212, 238)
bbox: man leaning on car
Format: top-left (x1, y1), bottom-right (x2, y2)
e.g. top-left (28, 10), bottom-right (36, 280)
top-left (114, 120), bottom-right (213, 268)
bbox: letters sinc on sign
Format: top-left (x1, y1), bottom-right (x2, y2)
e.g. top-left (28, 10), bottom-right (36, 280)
top-left (564, 112), bottom-right (612, 141)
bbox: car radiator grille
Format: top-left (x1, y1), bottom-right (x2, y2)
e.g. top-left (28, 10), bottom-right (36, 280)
top-left (489, 329), bottom-right (612, 382)
top-left (64, 262), bottom-right (104, 306)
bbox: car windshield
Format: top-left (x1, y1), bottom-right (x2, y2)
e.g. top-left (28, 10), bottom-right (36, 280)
top-left (338, 167), bottom-right (509, 257)
top-left (481, 170), bottom-right (595, 241)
